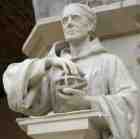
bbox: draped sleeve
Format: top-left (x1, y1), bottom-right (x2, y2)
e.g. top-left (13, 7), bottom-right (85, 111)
top-left (3, 58), bottom-right (52, 116)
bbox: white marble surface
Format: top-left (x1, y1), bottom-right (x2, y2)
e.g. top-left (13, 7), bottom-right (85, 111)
top-left (17, 110), bottom-right (108, 139)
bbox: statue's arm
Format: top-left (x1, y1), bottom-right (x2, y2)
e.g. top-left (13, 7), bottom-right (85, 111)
top-left (3, 58), bottom-right (52, 116)
top-left (89, 55), bottom-right (139, 138)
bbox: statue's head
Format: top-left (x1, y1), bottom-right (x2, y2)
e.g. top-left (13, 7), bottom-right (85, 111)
top-left (62, 3), bottom-right (96, 42)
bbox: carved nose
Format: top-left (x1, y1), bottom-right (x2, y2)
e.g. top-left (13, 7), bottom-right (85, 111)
top-left (66, 16), bottom-right (74, 28)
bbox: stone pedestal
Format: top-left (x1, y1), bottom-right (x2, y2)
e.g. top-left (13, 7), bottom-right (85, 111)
top-left (16, 110), bottom-right (108, 139)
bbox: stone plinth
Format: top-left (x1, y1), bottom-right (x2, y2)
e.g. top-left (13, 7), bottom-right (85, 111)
top-left (16, 110), bottom-right (108, 139)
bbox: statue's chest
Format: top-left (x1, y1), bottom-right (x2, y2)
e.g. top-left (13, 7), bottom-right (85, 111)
top-left (75, 57), bottom-right (108, 96)
top-left (75, 57), bottom-right (100, 80)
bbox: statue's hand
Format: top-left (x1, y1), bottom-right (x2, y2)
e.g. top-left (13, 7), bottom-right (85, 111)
top-left (45, 57), bottom-right (78, 75)
top-left (57, 87), bottom-right (91, 110)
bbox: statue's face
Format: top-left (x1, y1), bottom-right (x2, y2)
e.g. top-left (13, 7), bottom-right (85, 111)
top-left (62, 7), bottom-right (92, 41)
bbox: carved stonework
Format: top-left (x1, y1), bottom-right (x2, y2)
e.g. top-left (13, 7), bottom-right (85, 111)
top-left (135, 44), bottom-right (140, 64)
top-left (80, 0), bottom-right (125, 7)
top-left (32, 0), bottom-right (126, 20)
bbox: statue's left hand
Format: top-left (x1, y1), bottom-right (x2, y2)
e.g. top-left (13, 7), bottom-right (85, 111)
top-left (57, 87), bottom-right (91, 110)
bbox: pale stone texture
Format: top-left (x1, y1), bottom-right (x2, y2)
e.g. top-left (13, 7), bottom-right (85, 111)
top-left (17, 110), bottom-right (107, 139)
top-left (32, 0), bottom-right (125, 20)
top-left (3, 3), bottom-right (140, 139)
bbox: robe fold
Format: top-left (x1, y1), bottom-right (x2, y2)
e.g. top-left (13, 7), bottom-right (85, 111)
top-left (3, 39), bottom-right (140, 139)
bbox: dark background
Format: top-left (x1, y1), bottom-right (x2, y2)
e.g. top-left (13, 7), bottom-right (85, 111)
top-left (0, 0), bottom-right (34, 138)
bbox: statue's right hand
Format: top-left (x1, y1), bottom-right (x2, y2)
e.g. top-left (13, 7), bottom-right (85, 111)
top-left (45, 57), bottom-right (78, 75)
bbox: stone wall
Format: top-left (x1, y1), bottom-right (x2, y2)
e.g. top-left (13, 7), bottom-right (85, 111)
top-left (32, 0), bottom-right (125, 20)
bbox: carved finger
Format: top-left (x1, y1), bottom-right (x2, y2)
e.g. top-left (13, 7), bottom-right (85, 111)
top-left (63, 88), bottom-right (85, 96)
top-left (64, 60), bottom-right (78, 75)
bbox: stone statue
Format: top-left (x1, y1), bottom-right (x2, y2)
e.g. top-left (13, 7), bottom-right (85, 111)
top-left (3, 3), bottom-right (140, 139)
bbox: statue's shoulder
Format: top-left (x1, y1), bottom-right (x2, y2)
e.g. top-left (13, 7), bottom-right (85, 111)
top-left (98, 53), bottom-right (124, 71)
top-left (101, 53), bottom-right (120, 62)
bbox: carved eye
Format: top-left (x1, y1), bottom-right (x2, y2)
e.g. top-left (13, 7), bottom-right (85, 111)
top-left (62, 15), bottom-right (82, 25)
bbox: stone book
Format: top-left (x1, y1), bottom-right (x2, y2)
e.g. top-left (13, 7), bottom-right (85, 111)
top-left (22, 16), bottom-right (65, 58)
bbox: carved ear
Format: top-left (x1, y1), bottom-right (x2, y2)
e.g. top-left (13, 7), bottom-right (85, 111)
top-left (88, 30), bottom-right (96, 41)
top-left (87, 21), bottom-right (96, 41)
